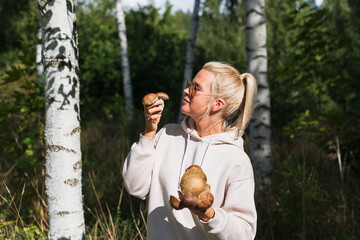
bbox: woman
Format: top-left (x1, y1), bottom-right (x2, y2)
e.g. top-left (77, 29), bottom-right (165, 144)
top-left (122, 61), bottom-right (257, 239)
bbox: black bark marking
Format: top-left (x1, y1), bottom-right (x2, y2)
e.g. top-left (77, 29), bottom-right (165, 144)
top-left (56, 46), bottom-right (74, 72)
top-left (45, 96), bottom-right (60, 112)
top-left (75, 66), bottom-right (80, 76)
top-left (45, 96), bottom-right (57, 105)
top-left (245, 20), bottom-right (266, 30)
top-left (43, 27), bottom-right (60, 40)
top-left (74, 103), bottom-right (81, 122)
top-left (66, 0), bottom-right (73, 13)
top-left (46, 40), bottom-right (58, 51)
top-left (46, 77), bottom-right (55, 92)
top-left (71, 127), bottom-right (81, 135)
top-left (255, 104), bottom-right (270, 110)
top-left (74, 103), bottom-right (79, 113)
top-left (58, 84), bottom-right (70, 106)
top-left (57, 211), bottom-right (70, 216)
top-left (252, 54), bottom-right (267, 60)
top-left (72, 77), bottom-right (78, 89)
top-left (73, 161), bottom-right (82, 170)
top-left (255, 143), bottom-right (264, 150)
top-left (45, 173), bottom-right (52, 179)
top-left (46, 145), bottom-right (76, 154)
top-left (257, 84), bottom-right (269, 90)
top-left (48, 0), bottom-right (56, 6)
top-left (254, 122), bottom-right (271, 129)
top-left (58, 238), bottom-right (70, 240)
top-left (253, 135), bottom-right (266, 140)
top-left (64, 178), bottom-right (79, 187)
top-left (42, 10), bottom-right (53, 28)
top-left (246, 44), bottom-right (267, 52)
top-left (246, 8), bottom-right (265, 18)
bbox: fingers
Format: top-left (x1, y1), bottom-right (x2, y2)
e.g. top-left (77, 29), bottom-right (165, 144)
top-left (144, 100), bottom-right (164, 120)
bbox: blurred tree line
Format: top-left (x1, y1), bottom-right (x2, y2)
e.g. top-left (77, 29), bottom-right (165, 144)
top-left (0, 0), bottom-right (359, 239)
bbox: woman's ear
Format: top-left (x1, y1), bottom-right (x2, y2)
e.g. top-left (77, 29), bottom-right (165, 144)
top-left (211, 98), bottom-right (226, 112)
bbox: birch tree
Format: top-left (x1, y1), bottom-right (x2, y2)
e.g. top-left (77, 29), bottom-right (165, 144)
top-left (245, 0), bottom-right (272, 184)
top-left (36, 10), bottom-right (43, 82)
top-left (38, 0), bottom-right (85, 239)
top-left (116, 0), bottom-right (134, 120)
top-left (178, 0), bottom-right (201, 123)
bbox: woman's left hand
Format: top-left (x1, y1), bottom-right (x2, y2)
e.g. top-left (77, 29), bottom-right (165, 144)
top-left (190, 207), bottom-right (215, 222)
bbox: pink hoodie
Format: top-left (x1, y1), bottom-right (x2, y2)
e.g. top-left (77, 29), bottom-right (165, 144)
top-left (122, 117), bottom-right (257, 239)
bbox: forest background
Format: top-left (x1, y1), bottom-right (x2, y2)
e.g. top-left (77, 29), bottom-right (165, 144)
top-left (0, 0), bottom-right (359, 239)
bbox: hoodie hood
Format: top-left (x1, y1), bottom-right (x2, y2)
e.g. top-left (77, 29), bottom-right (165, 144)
top-left (180, 116), bottom-right (244, 150)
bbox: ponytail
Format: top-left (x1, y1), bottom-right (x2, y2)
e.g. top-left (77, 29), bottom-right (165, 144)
top-left (202, 62), bottom-right (257, 137)
top-left (230, 73), bottom-right (257, 136)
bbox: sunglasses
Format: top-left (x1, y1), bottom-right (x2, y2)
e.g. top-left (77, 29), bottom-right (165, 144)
top-left (186, 81), bottom-right (211, 99)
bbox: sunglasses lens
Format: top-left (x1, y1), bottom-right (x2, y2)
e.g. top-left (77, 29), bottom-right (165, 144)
top-left (187, 81), bottom-right (196, 98)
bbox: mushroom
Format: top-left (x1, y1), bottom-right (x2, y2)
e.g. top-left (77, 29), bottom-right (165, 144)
top-left (170, 165), bottom-right (214, 211)
top-left (142, 92), bottom-right (169, 106)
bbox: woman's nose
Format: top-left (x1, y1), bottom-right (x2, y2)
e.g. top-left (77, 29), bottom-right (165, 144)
top-left (184, 87), bottom-right (190, 95)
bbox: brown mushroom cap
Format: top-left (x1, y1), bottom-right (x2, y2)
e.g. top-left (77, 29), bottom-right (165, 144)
top-left (156, 92), bottom-right (169, 101)
top-left (181, 175), bottom-right (207, 196)
top-left (142, 93), bottom-right (159, 106)
top-left (197, 191), bottom-right (214, 210)
top-left (180, 194), bottom-right (198, 209)
top-left (180, 165), bottom-right (209, 197)
top-left (182, 165), bottom-right (207, 182)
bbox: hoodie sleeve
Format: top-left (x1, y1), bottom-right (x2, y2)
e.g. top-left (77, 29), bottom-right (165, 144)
top-left (122, 128), bottom-right (164, 199)
top-left (202, 178), bottom-right (257, 240)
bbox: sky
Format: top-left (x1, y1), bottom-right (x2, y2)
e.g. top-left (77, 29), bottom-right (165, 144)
top-left (123, 0), bottom-right (324, 13)
top-left (122, 0), bottom-right (195, 13)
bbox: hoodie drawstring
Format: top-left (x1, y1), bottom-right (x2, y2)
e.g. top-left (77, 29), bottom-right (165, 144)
top-left (200, 136), bottom-right (218, 168)
top-left (178, 134), bottom-right (218, 188)
top-left (178, 133), bottom-right (190, 188)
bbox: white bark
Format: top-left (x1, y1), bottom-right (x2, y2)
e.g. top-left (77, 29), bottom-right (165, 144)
top-left (245, 0), bottom-right (272, 184)
top-left (39, 0), bottom-right (85, 239)
top-left (116, 0), bottom-right (134, 120)
top-left (178, 0), bottom-right (201, 123)
top-left (36, 11), bottom-right (43, 82)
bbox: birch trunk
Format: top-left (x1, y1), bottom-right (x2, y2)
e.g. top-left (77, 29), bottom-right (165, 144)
top-left (39, 0), bottom-right (85, 239)
top-left (178, 0), bottom-right (201, 123)
top-left (36, 12), bottom-right (43, 82)
top-left (116, 0), bottom-right (134, 120)
top-left (245, 0), bottom-right (272, 184)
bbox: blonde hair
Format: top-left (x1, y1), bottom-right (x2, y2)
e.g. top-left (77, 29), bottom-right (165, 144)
top-left (202, 61), bottom-right (257, 136)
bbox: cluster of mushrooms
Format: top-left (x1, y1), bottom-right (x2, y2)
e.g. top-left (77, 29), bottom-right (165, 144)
top-left (170, 165), bottom-right (214, 211)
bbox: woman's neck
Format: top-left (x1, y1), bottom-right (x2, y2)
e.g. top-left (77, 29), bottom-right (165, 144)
top-left (194, 116), bottom-right (224, 137)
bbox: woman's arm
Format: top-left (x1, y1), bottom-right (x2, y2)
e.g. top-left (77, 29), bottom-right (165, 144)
top-left (201, 178), bottom-right (257, 240)
top-left (122, 133), bottom-right (157, 199)
top-left (122, 99), bottom-right (165, 199)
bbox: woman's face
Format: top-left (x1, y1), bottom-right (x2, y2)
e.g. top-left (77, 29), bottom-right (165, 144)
top-left (181, 69), bottom-right (215, 119)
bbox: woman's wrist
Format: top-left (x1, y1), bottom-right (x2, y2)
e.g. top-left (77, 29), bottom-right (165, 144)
top-left (143, 129), bottom-right (156, 139)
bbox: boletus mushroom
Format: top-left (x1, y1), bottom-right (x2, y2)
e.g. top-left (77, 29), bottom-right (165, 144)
top-left (170, 165), bottom-right (214, 211)
top-left (142, 92), bottom-right (169, 106)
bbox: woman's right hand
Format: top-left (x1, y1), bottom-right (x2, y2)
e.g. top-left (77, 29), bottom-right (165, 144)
top-left (143, 99), bottom-right (164, 139)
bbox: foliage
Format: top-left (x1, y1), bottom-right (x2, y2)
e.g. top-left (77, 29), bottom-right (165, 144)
top-left (77, 1), bottom-right (188, 122)
top-left (0, 39), bottom-right (46, 229)
top-left (0, 0), bottom-right (37, 67)
top-left (196, 0), bottom-right (247, 71)
top-left (0, 220), bottom-right (46, 240)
